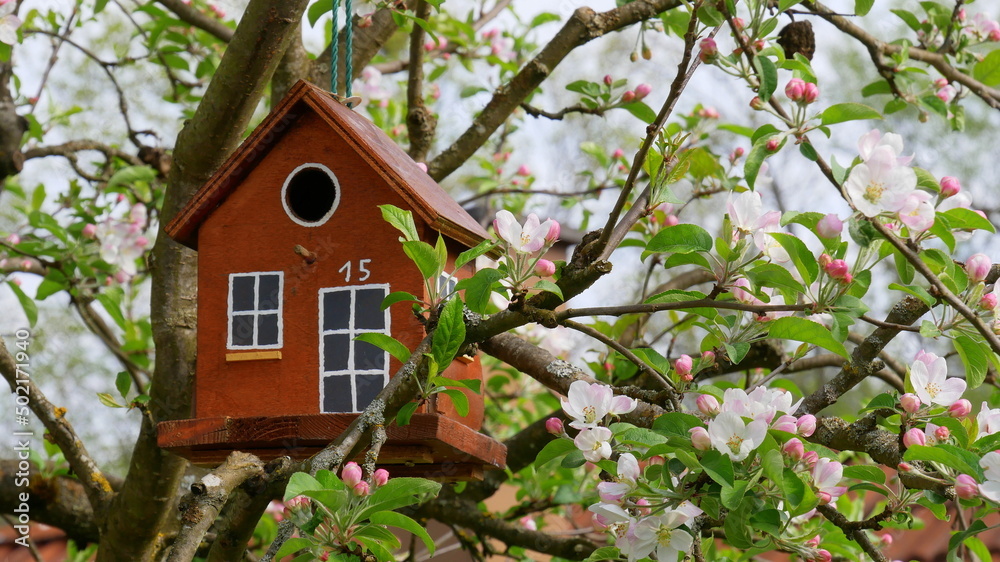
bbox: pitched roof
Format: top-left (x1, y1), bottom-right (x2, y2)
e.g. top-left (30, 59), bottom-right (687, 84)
top-left (166, 80), bottom-right (490, 250)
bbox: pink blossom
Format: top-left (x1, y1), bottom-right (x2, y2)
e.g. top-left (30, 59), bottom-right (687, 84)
top-left (797, 414), bottom-right (817, 437)
top-left (783, 437), bottom-right (805, 460)
top-left (596, 453), bottom-right (640, 503)
top-left (342, 462), bottom-right (363, 487)
top-left (674, 354), bottom-right (693, 377)
top-left (846, 143), bottom-right (917, 217)
top-left (940, 176), bottom-right (962, 196)
top-left (803, 451), bottom-right (819, 467)
top-left (910, 350), bottom-right (966, 406)
top-left (545, 220), bottom-right (560, 243)
top-left (901, 393), bottom-right (921, 413)
top-left (935, 425), bottom-right (951, 441)
top-left (707, 411), bottom-right (768, 461)
top-left (772, 414), bottom-right (798, 433)
top-left (816, 214), bottom-right (842, 238)
top-left (696, 394), bottom-right (720, 416)
top-left (603, 74), bottom-right (613, 86)
top-left (785, 78), bottom-right (806, 101)
top-left (814, 550), bottom-right (832, 562)
top-left (82, 224), bottom-right (97, 239)
top-left (824, 259), bottom-right (849, 279)
top-left (5, 233), bottom-right (19, 245)
top-left (534, 259), bottom-right (556, 277)
top-left (634, 83), bottom-right (652, 100)
top-left (612, 148), bottom-right (624, 159)
top-left (965, 253), bottom-right (992, 283)
top-left (516, 164), bottom-right (531, 177)
top-left (561, 380), bottom-right (612, 429)
top-left (494, 211), bottom-right (557, 254)
top-left (697, 106), bottom-right (719, 119)
top-left (353, 481), bottom-right (370, 496)
top-left (936, 84), bottom-right (957, 103)
top-left (574, 427), bottom-right (613, 462)
top-left (209, 4), bottom-right (225, 18)
top-left (955, 474), bottom-right (979, 499)
top-left (898, 462), bottom-right (913, 472)
top-left (765, 138), bottom-right (780, 152)
top-left (699, 37), bottom-right (718, 62)
top-left (622, 90), bottom-right (636, 103)
top-left (982, 293), bottom-right (998, 310)
top-left (373, 468), bottom-right (390, 486)
top-left (702, 350), bottom-right (716, 363)
top-left (519, 515), bottom-right (537, 531)
top-left (812, 458), bottom-right (847, 503)
top-left (903, 427), bottom-right (926, 448)
top-left (802, 82), bottom-right (819, 103)
top-left (545, 417), bottom-right (564, 435)
top-left (690, 426), bottom-right (711, 450)
top-left (897, 190), bottom-right (935, 232)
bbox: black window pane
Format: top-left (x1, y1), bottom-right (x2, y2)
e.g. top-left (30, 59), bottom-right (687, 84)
top-left (354, 339), bottom-right (385, 371)
top-left (354, 289), bottom-right (386, 330)
top-left (258, 275), bottom-right (280, 310)
top-left (231, 315), bottom-right (255, 346)
top-left (356, 375), bottom-right (385, 410)
top-left (257, 314), bottom-right (279, 346)
top-left (231, 277), bottom-right (256, 312)
top-left (323, 291), bottom-right (351, 331)
top-left (323, 334), bottom-right (350, 372)
top-left (323, 376), bottom-right (353, 413)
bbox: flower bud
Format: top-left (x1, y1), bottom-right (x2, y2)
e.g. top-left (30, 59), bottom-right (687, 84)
top-left (690, 426), bottom-right (711, 450)
top-left (802, 83), bottom-right (819, 104)
top-left (900, 393), bottom-right (921, 413)
top-left (635, 497), bottom-right (652, 515)
top-left (698, 106), bottom-right (719, 119)
top-left (955, 474), bottom-right (979, 499)
top-left (814, 549), bottom-right (832, 562)
top-left (699, 37), bottom-right (718, 63)
top-left (696, 394), bottom-right (720, 416)
top-left (342, 462), bottom-right (363, 487)
top-left (903, 427), bottom-right (926, 448)
top-left (730, 147), bottom-right (745, 161)
top-left (797, 415), bottom-right (817, 437)
top-left (630, 51), bottom-right (639, 62)
top-left (817, 491), bottom-right (832, 505)
top-left (82, 224), bottom-right (98, 239)
top-left (785, 78), bottom-right (806, 101)
top-left (642, 46), bottom-right (652, 60)
top-left (635, 83), bottom-right (652, 99)
top-left (545, 220), bottom-right (561, 243)
top-left (114, 270), bottom-right (130, 284)
top-left (612, 148), bottom-right (624, 159)
top-left (879, 533), bottom-right (893, 547)
top-left (663, 215), bottom-right (679, 227)
top-left (701, 350), bottom-right (716, 364)
top-left (782, 437), bottom-right (805, 460)
top-left (353, 481), bottom-right (370, 496)
top-left (604, 74), bottom-right (613, 86)
top-left (805, 535), bottom-right (821, 548)
top-left (750, 96), bottom-right (764, 110)
top-left (818, 253), bottom-right (833, 268)
top-left (816, 214), bottom-right (843, 238)
top-left (622, 90), bottom-right (636, 103)
top-left (898, 462), bottom-right (913, 472)
top-left (803, 451), bottom-right (819, 467)
top-left (965, 253), bottom-right (992, 283)
top-left (373, 468), bottom-right (390, 486)
top-left (934, 426), bottom-right (950, 441)
top-left (545, 417), bottom-right (564, 435)
top-left (732, 17), bottom-right (745, 31)
top-left (5, 233), bottom-right (19, 245)
top-left (980, 293), bottom-right (998, 311)
top-left (948, 399), bottom-right (972, 418)
top-left (766, 138), bottom-right (780, 152)
top-left (674, 354), bottom-right (693, 377)
top-left (520, 515), bottom-right (537, 531)
top-left (824, 259), bottom-right (849, 279)
top-left (517, 164), bottom-right (531, 177)
top-left (773, 414), bottom-right (798, 433)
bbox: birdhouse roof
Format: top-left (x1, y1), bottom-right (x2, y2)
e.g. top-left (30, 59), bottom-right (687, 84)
top-left (166, 80), bottom-right (490, 250)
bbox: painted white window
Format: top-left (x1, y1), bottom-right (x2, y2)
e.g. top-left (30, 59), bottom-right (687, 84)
top-left (228, 272), bottom-right (283, 349)
top-left (437, 272), bottom-right (457, 296)
top-left (319, 284), bottom-right (390, 413)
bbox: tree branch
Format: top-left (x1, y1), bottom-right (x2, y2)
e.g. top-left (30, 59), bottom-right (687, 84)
top-left (156, 0), bottom-right (234, 43)
top-left (406, 0), bottom-right (437, 162)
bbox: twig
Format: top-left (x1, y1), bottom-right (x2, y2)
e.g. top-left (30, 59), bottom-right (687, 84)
top-left (561, 318), bottom-right (676, 392)
top-left (557, 298), bottom-right (813, 319)
top-left (458, 183), bottom-right (614, 206)
top-left (815, 504), bottom-right (890, 562)
top-left (860, 314), bottom-right (923, 332)
top-left (406, 0), bottom-right (436, 161)
top-left (156, 0), bottom-right (234, 42)
top-left (2, 514), bottom-right (42, 561)
top-left (520, 102), bottom-right (606, 120)
top-left (26, 3), bottom-right (78, 117)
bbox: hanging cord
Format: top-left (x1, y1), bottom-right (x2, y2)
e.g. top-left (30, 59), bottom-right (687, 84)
top-left (330, 0), bottom-right (355, 104)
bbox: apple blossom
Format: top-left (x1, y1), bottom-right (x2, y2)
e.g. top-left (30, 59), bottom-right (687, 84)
top-left (940, 176), bottom-right (962, 196)
top-left (690, 426), bottom-right (712, 450)
top-left (545, 417), bottom-right (564, 435)
top-left (629, 510), bottom-right (694, 562)
top-left (845, 143), bottom-right (917, 217)
top-left (772, 415), bottom-right (798, 433)
top-left (373, 468), bottom-right (389, 486)
top-left (897, 190), bottom-right (935, 232)
top-left (596, 453), bottom-right (640, 503)
top-left (910, 350), bottom-right (967, 406)
top-left (707, 411), bottom-right (768, 461)
top-left (981, 293), bottom-right (998, 310)
top-left (812, 458), bottom-right (847, 504)
top-left (588, 502), bottom-right (635, 546)
top-left (803, 451), bottom-right (819, 467)
top-left (0, 1), bottom-right (21, 45)
top-left (493, 210), bottom-right (557, 254)
top-left (753, 210), bottom-right (791, 262)
top-left (816, 214), bottom-right (843, 238)
top-left (965, 254), bottom-right (992, 283)
top-left (955, 474), bottom-right (979, 499)
top-left (727, 190), bottom-right (763, 233)
top-left (903, 428), bottom-right (926, 448)
top-left (936, 84), bottom-right (957, 102)
top-left (857, 129), bottom-right (910, 164)
top-left (797, 415), bottom-right (817, 437)
top-left (674, 354), bottom-right (693, 378)
top-left (519, 515), bottom-right (537, 531)
top-left (574, 427), bottom-right (613, 462)
top-left (901, 393), bottom-right (921, 413)
top-left (977, 402), bottom-right (1000, 439)
top-left (949, 399), bottom-right (972, 418)
top-left (783, 437), bottom-right (805, 460)
top-left (561, 380), bottom-right (612, 429)
top-left (979, 451), bottom-right (1000, 502)
top-left (609, 393), bottom-right (638, 417)
top-left (697, 394), bottom-right (720, 416)
top-left (342, 461), bottom-right (363, 487)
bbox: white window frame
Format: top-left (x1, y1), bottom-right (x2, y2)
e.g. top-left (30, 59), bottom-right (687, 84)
top-left (318, 284), bottom-right (391, 413)
top-left (281, 162), bottom-right (341, 227)
top-left (227, 271), bottom-right (284, 350)
top-left (437, 271), bottom-right (458, 297)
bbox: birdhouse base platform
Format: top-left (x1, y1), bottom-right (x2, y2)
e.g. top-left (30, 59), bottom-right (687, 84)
top-left (157, 413), bottom-right (507, 481)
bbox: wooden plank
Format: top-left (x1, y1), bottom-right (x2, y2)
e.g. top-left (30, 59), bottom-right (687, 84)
top-left (225, 351), bottom-right (282, 361)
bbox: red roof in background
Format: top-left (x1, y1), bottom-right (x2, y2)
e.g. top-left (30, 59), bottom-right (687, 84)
top-left (166, 80), bottom-right (490, 250)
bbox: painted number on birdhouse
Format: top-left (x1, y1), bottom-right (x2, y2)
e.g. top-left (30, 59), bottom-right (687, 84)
top-left (318, 284), bottom-right (390, 413)
top-left (227, 272), bottom-right (283, 349)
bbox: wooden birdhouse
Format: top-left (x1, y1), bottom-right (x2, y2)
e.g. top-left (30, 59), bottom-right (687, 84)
top-left (157, 80), bottom-right (506, 480)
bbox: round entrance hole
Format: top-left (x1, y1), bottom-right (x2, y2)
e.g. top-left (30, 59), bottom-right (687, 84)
top-left (281, 164), bottom-right (340, 227)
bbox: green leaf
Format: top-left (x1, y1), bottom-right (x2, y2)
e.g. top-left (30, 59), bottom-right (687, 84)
top-left (943, 208), bottom-right (996, 233)
top-left (432, 297), bottom-right (465, 367)
top-left (402, 241), bottom-right (441, 279)
top-left (744, 135), bottom-right (778, 189)
top-left (535, 438), bottom-right (576, 466)
top-left (888, 282), bottom-right (934, 308)
top-left (646, 224), bottom-right (713, 254)
top-left (455, 240), bottom-right (496, 270)
top-left (583, 547), bottom-right (622, 562)
top-left (115, 371), bottom-right (131, 401)
top-left (725, 342), bottom-right (751, 364)
top-left (436, 388), bottom-right (469, 416)
top-left (973, 49), bottom-right (1000, 87)
top-left (106, 166), bottom-right (157, 191)
top-left (721, 479), bottom-right (749, 510)
top-left (8, 281), bottom-right (37, 327)
top-left (369, 511), bottom-right (436, 555)
top-left (355, 333), bottom-right (410, 363)
top-left (533, 279), bottom-right (564, 299)
top-left (953, 335), bottom-right (989, 390)
top-left (699, 449), bottom-right (735, 487)
top-left (842, 464), bottom-right (886, 484)
top-left (904, 445), bottom-right (982, 480)
top-left (769, 232), bottom-right (819, 284)
top-left (744, 263), bottom-right (805, 294)
top-left (620, 101), bottom-right (657, 123)
top-left (723, 504), bottom-right (754, 548)
top-left (754, 56), bottom-right (778, 102)
top-left (357, 478), bottom-right (442, 521)
top-left (379, 204), bottom-right (420, 242)
top-left (381, 291), bottom-right (420, 310)
top-left (97, 393), bottom-right (123, 408)
top-left (855, 0), bottom-right (875, 16)
top-left (455, 268), bottom-right (504, 313)
top-left (274, 538), bottom-right (315, 559)
top-left (767, 317), bottom-right (849, 358)
top-left (396, 402), bottom-right (419, 426)
top-left (307, 0), bottom-right (332, 25)
top-left (781, 468), bottom-right (806, 509)
top-left (820, 103), bottom-right (882, 125)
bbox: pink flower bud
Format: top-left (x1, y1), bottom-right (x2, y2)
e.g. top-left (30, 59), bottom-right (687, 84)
top-left (898, 462), bottom-right (913, 472)
top-left (424, 40), bottom-right (436, 51)
top-left (940, 176), bottom-right (961, 197)
top-left (785, 78), bottom-right (806, 101)
top-left (754, 39), bottom-right (765, 51)
top-left (545, 220), bottom-right (560, 243)
top-left (773, 415), bottom-right (798, 433)
top-left (765, 138), bottom-right (780, 152)
top-left (816, 214), bottom-right (843, 239)
top-left (663, 215), bottom-right (679, 227)
top-left (285, 495), bottom-right (309, 511)
top-left (699, 37), bottom-right (718, 62)
top-left (10, 277), bottom-right (20, 287)
top-left (980, 293), bottom-right (997, 310)
top-left (935, 426), bottom-right (950, 441)
top-left (879, 533), bottom-right (893, 546)
top-left (817, 491), bottom-right (832, 505)
top-left (635, 497), bottom-right (651, 515)
top-left (730, 147), bottom-right (745, 161)
top-left (622, 90), bottom-right (636, 103)
top-left (701, 350), bottom-right (716, 363)
top-left (806, 535), bottom-right (821, 548)
top-left (612, 148), bottom-right (624, 159)
top-left (373, 468), bottom-right (390, 486)
top-left (803, 451), bottom-right (819, 467)
top-left (342, 462), bottom-right (363, 487)
top-left (823, 259), bottom-right (849, 279)
top-left (359, 13), bottom-right (373, 27)
top-left (353, 481), bottom-right (370, 496)
top-left (5, 233), bottom-right (19, 245)
top-left (136, 236), bottom-right (150, 248)
top-left (814, 549), bottom-right (832, 562)
top-left (674, 354), bottom-right (693, 377)
top-left (210, 4), bottom-right (225, 18)
top-left (797, 415), bottom-right (817, 437)
top-left (698, 106), bottom-right (719, 119)
top-left (546, 417), bottom-right (564, 435)
top-left (21, 259), bottom-right (32, 271)
top-left (782, 437), bottom-right (805, 460)
top-left (955, 474), bottom-right (978, 499)
top-left (635, 83), bottom-right (652, 99)
top-left (690, 426), bottom-right (711, 450)
top-left (519, 515), bottom-right (537, 531)
top-left (957, 8), bottom-right (966, 22)
top-left (603, 74), bottom-right (613, 86)
top-left (949, 399), bottom-right (972, 418)
top-left (965, 253), bottom-right (992, 283)
top-left (802, 82), bottom-right (819, 103)
top-left (82, 224), bottom-right (97, 239)
top-left (696, 394), bottom-right (720, 416)
top-left (818, 253), bottom-right (832, 268)
top-left (901, 393), bottom-right (921, 413)
top-left (903, 428), bottom-right (926, 448)
top-left (750, 96), bottom-right (764, 110)
top-left (517, 164), bottom-right (531, 177)
top-left (732, 17), bottom-right (745, 30)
